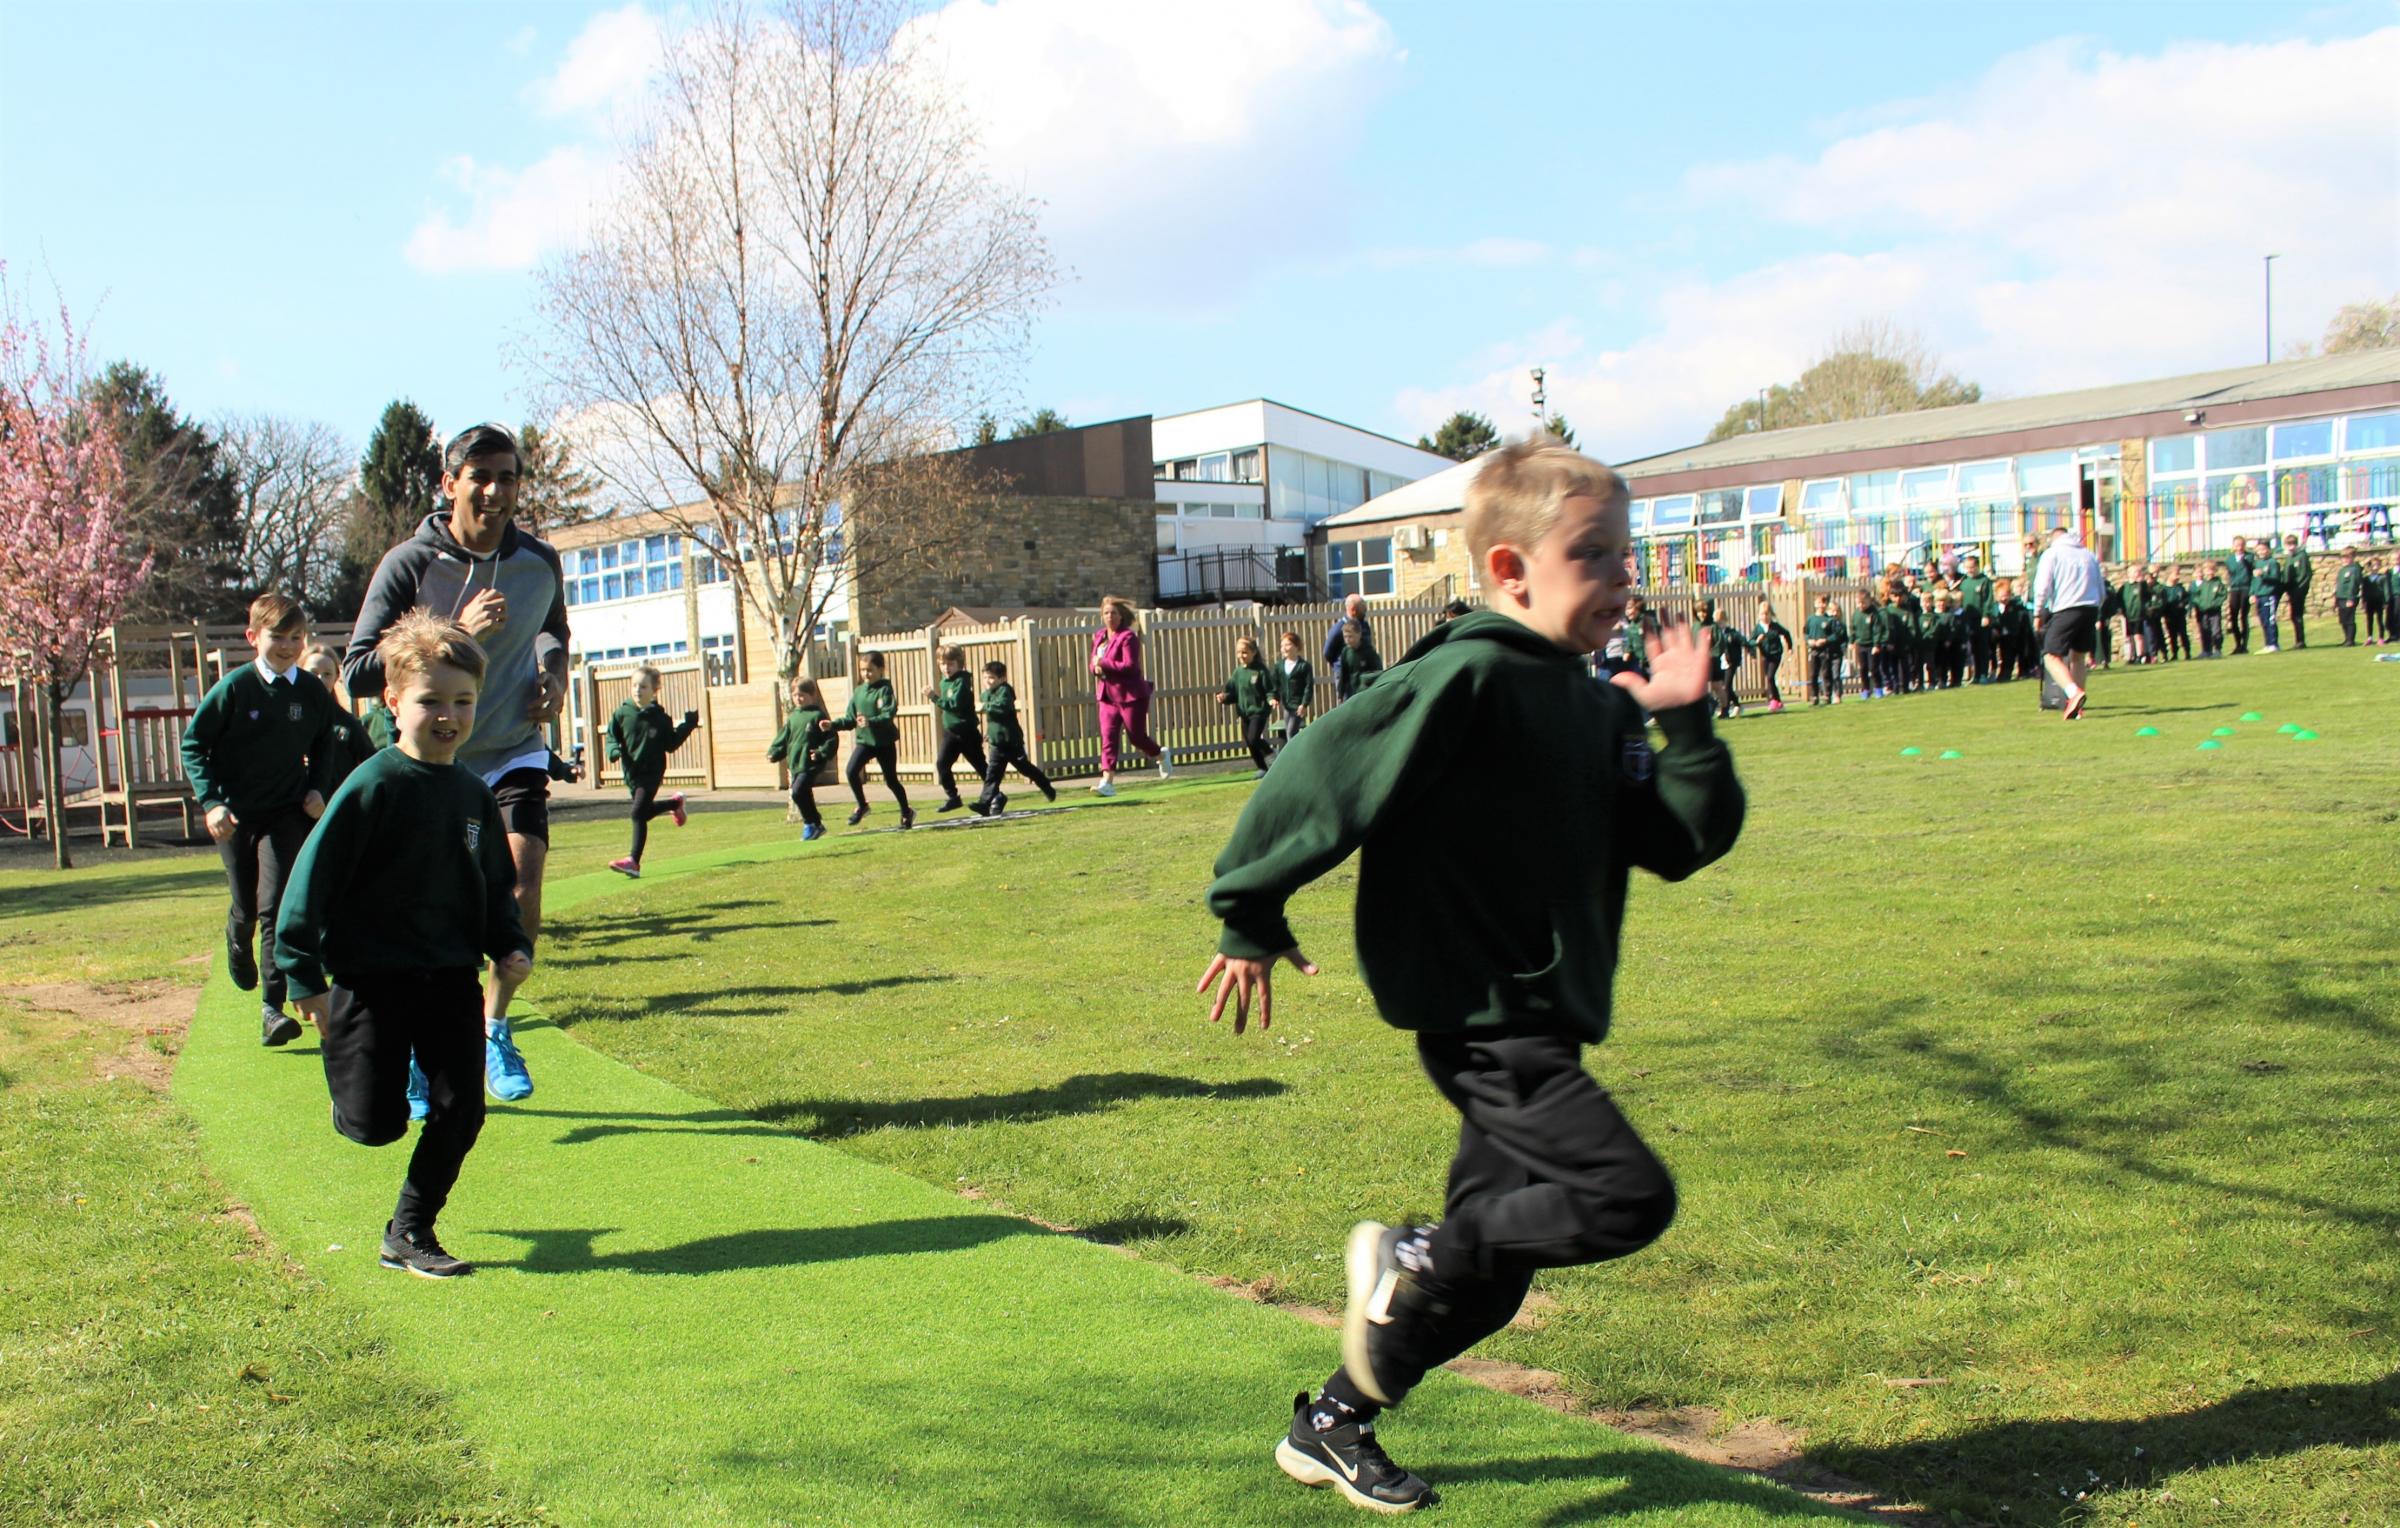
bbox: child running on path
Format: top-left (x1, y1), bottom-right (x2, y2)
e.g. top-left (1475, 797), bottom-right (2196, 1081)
top-left (276, 610), bottom-right (532, 1279)
top-left (1197, 438), bottom-right (1743, 1514)
top-left (825, 650), bottom-right (914, 829)
top-left (603, 665), bottom-right (699, 877)
top-left (181, 593), bottom-right (343, 1047)
top-left (767, 675), bottom-right (839, 841)
top-left (305, 644), bottom-right (382, 796)
top-left (974, 660), bottom-right (1056, 815)
top-left (927, 646), bottom-right (988, 812)
top-left (1220, 636), bottom-right (1276, 775)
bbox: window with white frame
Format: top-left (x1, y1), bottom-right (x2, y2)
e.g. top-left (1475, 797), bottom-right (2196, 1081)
top-left (1798, 479), bottom-right (1846, 517)
top-left (1743, 484), bottom-right (1784, 521)
top-left (1326, 536), bottom-right (1395, 598)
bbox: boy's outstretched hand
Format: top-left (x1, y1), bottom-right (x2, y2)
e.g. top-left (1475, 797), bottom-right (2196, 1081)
top-left (1612, 618), bottom-right (1709, 711)
top-left (1195, 948), bottom-right (1317, 1034)
top-left (496, 950), bottom-right (534, 986)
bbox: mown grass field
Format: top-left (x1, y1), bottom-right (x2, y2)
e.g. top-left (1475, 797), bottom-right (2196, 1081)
top-left (3, 643), bottom-right (2391, 1525)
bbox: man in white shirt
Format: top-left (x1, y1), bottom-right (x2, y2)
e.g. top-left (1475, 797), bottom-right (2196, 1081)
top-left (2029, 526), bottom-right (2104, 721)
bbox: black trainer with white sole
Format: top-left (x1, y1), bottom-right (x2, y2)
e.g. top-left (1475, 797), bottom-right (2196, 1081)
top-left (261, 1006), bottom-right (303, 1047)
top-left (380, 1223), bottom-right (472, 1279)
top-left (1275, 1391), bottom-right (1436, 1514)
top-left (226, 932), bottom-right (259, 991)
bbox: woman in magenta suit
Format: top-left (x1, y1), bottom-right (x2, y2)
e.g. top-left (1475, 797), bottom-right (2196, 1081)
top-left (1089, 596), bottom-right (1172, 797)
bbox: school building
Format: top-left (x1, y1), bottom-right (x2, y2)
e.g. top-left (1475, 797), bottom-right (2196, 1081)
top-left (1315, 350), bottom-right (2400, 589)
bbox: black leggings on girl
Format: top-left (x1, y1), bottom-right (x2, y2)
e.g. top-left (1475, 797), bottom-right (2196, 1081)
top-left (845, 740), bottom-right (910, 814)
top-left (626, 781), bottom-right (678, 863)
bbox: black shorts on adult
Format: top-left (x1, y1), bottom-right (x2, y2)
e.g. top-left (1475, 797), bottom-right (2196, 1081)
top-left (490, 766), bottom-right (551, 843)
top-left (2042, 605), bottom-right (2097, 658)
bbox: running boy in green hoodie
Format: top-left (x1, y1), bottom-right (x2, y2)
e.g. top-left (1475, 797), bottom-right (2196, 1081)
top-left (926, 645), bottom-right (988, 811)
top-left (1198, 438), bottom-right (1743, 1514)
top-left (276, 610), bottom-right (532, 1279)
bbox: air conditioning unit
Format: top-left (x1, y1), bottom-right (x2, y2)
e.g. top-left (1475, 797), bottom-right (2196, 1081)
top-left (1393, 524), bottom-right (1429, 552)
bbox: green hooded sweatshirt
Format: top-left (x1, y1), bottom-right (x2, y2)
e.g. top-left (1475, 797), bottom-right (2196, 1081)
top-left (766, 705), bottom-right (838, 778)
top-left (933, 671), bottom-right (979, 735)
top-left (1205, 610), bottom-right (1745, 1043)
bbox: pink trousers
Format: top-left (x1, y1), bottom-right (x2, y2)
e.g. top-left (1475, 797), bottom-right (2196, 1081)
top-left (1097, 696), bottom-right (1159, 771)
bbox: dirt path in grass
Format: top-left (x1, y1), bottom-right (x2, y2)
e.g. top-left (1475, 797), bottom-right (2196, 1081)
top-left (15, 973), bottom-right (201, 1091)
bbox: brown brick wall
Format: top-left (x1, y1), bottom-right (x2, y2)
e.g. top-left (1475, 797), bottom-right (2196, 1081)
top-left (854, 495), bottom-right (1156, 634)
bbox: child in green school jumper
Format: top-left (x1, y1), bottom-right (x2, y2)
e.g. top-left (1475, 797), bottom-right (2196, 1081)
top-left (1698, 597), bottom-right (1747, 718)
top-left (1219, 635), bottom-right (1277, 774)
top-left (2332, 548), bottom-right (2365, 646)
top-left (1990, 578), bottom-right (2035, 679)
top-left (181, 592), bottom-right (344, 1046)
top-left (1848, 589), bottom-right (1885, 698)
top-left (766, 674), bottom-right (840, 840)
top-left (305, 645), bottom-right (382, 796)
top-left (974, 659), bottom-right (1055, 815)
top-left (1268, 629), bottom-right (1316, 755)
top-left (1749, 604), bottom-right (1793, 712)
top-left (1333, 618), bottom-right (1383, 699)
top-left (603, 664), bottom-right (700, 877)
top-left (1804, 595), bottom-right (1844, 704)
top-left (926, 645), bottom-right (988, 811)
top-left (275, 611), bottom-right (532, 1280)
top-left (823, 649), bottom-right (913, 829)
top-left (1198, 439), bottom-right (1742, 1515)
top-left (2191, 562), bottom-right (2229, 657)
top-left (2160, 566), bottom-right (2193, 660)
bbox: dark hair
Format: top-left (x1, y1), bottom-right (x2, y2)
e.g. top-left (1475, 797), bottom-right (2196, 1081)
top-left (443, 422), bottom-right (518, 475)
top-left (1443, 599), bottom-right (1471, 618)
top-left (982, 659), bottom-right (1008, 678)
top-left (860, 648), bottom-right (884, 670)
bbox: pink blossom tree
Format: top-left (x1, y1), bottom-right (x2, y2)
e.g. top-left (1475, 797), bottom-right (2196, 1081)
top-left (0, 270), bottom-right (152, 869)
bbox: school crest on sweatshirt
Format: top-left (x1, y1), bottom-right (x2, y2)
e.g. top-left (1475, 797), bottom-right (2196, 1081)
top-left (287, 701), bottom-right (305, 722)
top-left (464, 819), bottom-right (483, 856)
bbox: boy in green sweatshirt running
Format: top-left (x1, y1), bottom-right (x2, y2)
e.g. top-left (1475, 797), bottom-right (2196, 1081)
top-left (926, 645), bottom-right (988, 812)
top-left (604, 665), bottom-right (700, 877)
top-left (1198, 438), bottom-right (1743, 1514)
top-left (276, 610), bottom-right (532, 1280)
top-left (181, 592), bottom-right (344, 1046)
top-left (823, 649), bottom-right (914, 829)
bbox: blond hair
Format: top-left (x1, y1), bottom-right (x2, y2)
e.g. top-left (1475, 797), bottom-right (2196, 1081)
top-left (634, 664), bottom-right (663, 689)
top-left (790, 674), bottom-right (824, 707)
top-left (940, 644), bottom-right (967, 664)
top-left (1100, 595), bottom-right (1137, 624)
top-left (1463, 436), bottom-right (1626, 570)
top-left (377, 609), bottom-right (486, 687)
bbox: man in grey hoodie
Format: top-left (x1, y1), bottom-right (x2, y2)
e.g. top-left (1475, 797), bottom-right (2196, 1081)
top-left (344, 423), bottom-right (569, 1102)
top-left (2029, 524), bottom-right (2104, 722)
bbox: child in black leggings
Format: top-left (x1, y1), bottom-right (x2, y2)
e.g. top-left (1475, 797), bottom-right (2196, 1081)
top-left (604, 664), bottom-right (699, 877)
top-left (825, 649), bottom-right (914, 829)
top-left (767, 674), bottom-right (839, 841)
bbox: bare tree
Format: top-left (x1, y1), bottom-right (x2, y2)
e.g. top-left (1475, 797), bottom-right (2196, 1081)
top-left (219, 414), bottom-right (353, 612)
top-left (525, 0), bottom-right (1055, 677)
top-left (2284, 293), bottom-right (2400, 359)
top-left (1706, 320), bottom-right (1981, 441)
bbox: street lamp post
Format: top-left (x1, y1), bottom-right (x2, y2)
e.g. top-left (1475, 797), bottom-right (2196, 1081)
top-left (2264, 253), bottom-right (2279, 363)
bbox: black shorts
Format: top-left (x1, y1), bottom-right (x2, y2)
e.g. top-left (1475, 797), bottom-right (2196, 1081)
top-left (490, 767), bottom-right (551, 843)
top-left (2041, 606), bottom-right (2097, 658)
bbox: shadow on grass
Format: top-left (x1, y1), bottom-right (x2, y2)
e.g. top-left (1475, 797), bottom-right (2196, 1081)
top-left (753, 1072), bottom-right (1292, 1137)
top-left (1423, 1452), bottom-right (1847, 1524)
top-left (1826, 960), bottom-right (2399, 1233)
top-left (1812, 1372), bottom-right (2400, 1528)
top-left (544, 900), bottom-right (805, 964)
top-left (479, 1216), bottom-right (1036, 1274)
top-left (508, 1073), bottom-right (1281, 1146)
top-left (556, 974), bottom-right (950, 1024)
top-left (0, 860), bottom-right (222, 923)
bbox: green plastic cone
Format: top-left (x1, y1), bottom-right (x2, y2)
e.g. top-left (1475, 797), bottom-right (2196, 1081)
top-left (1939, 749), bottom-right (1964, 760)
top-left (2198, 740), bottom-right (2223, 751)
top-left (2241, 711), bottom-right (2265, 722)
top-left (1900, 747), bottom-right (1922, 757)
top-left (2211, 726), bottom-right (2237, 737)
top-left (2277, 722), bottom-right (2299, 735)
top-left (2294, 729), bottom-right (2319, 741)
top-left (2135, 726), bottom-right (2160, 737)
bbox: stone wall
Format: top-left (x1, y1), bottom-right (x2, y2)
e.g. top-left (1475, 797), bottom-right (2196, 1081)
top-left (854, 494), bottom-right (1157, 635)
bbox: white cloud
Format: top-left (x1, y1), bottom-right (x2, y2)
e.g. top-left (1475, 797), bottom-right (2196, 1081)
top-left (530, 4), bottom-right (666, 119)
top-left (1404, 26), bottom-right (2400, 461)
top-left (403, 146), bottom-right (621, 275)
top-left (905, 0), bottom-right (1404, 302)
top-left (1364, 238), bottom-right (1551, 272)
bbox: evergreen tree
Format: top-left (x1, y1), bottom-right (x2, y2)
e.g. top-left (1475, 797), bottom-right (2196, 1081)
top-left (968, 412), bottom-right (1000, 447)
top-left (1007, 407), bottom-right (1069, 439)
top-left (82, 362), bottom-right (242, 621)
top-left (330, 399), bottom-right (441, 613)
top-left (514, 421), bottom-right (603, 534)
top-left (1543, 413), bottom-right (1578, 449)
top-left (1417, 410), bottom-right (1499, 462)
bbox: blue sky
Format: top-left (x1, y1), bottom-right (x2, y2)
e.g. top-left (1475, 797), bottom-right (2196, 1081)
top-left (4, 0), bottom-right (2393, 479)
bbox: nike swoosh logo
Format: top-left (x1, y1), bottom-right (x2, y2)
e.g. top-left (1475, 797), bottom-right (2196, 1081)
top-left (1325, 1444), bottom-right (1360, 1484)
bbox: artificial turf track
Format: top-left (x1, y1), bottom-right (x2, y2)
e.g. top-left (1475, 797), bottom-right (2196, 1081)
top-left (176, 847), bottom-right (1842, 1526)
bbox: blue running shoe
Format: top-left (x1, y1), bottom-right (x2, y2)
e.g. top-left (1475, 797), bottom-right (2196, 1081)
top-left (407, 1057), bottom-right (430, 1121)
top-left (486, 1022), bottom-right (533, 1102)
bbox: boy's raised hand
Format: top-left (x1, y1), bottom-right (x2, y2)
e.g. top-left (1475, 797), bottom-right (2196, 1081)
top-left (1612, 618), bottom-right (1709, 711)
top-left (1195, 947), bottom-right (1318, 1035)
top-left (205, 804), bottom-right (238, 842)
